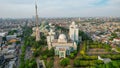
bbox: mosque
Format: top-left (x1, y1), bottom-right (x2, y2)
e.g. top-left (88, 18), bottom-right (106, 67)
top-left (47, 21), bottom-right (80, 58)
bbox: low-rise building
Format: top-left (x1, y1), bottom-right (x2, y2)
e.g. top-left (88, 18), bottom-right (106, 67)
top-left (113, 38), bottom-right (120, 45)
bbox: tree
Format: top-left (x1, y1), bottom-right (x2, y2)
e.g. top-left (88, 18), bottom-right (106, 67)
top-left (16, 41), bottom-right (20, 44)
top-left (74, 59), bottom-right (80, 67)
top-left (69, 53), bottom-right (75, 59)
top-left (8, 30), bottom-right (17, 35)
top-left (21, 45), bottom-right (26, 53)
top-left (80, 50), bottom-right (85, 55)
top-left (19, 62), bottom-right (25, 68)
top-left (79, 30), bottom-right (92, 41)
top-left (2, 37), bottom-right (6, 42)
top-left (42, 55), bottom-right (47, 60)
top-left (48, 48), bottom-right (54, 57)
top-left (46, 60), bottom-right (54, 68)
top-left (60, 58), bottom-right (70, 67)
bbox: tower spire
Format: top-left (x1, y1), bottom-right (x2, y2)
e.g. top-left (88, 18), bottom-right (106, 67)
top-left (35, 0), bottom-right (38, 27)
top-left (35, 0), bottom-right (40, 41)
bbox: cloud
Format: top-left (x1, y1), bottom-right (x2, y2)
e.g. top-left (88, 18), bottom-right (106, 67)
top-left (0, 0), bottom-right (120, 18)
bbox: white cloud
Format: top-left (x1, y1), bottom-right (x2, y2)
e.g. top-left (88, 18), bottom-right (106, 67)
top-left (0, 0), bottom-right (120, 18)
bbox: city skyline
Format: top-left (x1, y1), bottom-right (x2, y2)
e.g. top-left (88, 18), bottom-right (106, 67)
top-left (0, 0), bottom-right (120, 18)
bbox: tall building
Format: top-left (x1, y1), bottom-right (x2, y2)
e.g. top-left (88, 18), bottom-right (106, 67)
top-left (35, 0), bottom-right (40, 41)
top-left (69, 21), bottom-right (79, 42)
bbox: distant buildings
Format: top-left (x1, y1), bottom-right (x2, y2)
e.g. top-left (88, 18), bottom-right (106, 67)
top-left (0, 43), bottom-right (17, 68)
top-left (0, 29), bottom-right (22, 68)
top-left (0, 32), bottom-right (7, 37)
top-left (113, 38), bottom-right (120, 45)
top-left (6, 35), bottom-right (19, 43)
top-left (0, 36), bottom-right (2, 46)
top-left (80, 22), bottom-right (120, 46)
top-left (0, 55), bottom-right (5, 68)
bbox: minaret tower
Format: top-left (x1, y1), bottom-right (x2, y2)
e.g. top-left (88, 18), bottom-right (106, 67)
top-left (69, 21), bottom-right (79, 42)
top-left (35, 0), bottom-right (40, 41)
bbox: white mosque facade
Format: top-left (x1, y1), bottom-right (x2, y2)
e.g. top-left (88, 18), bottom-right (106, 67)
top-left (47, 22), bottom-right (79, 58)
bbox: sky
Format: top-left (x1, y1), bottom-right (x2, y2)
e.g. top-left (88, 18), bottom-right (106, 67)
top-left (0, 0), bottom-right (120, 18)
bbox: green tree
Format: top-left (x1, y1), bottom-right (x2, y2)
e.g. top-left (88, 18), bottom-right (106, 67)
top-left (48, 48), bottom-right (54, 57)
top-left (80, 50), bottom-right (85, 55)
top-left (74, 59), bottom-right (80, 67)
top-left (69, 53), bottom-right (75, 59)
top-left (60, 58), bottom-right (70, 67)
top-left (46, 60), bottom-right (54, 68)
top-left (2, 37), bottom-right (6, 42)
top-left (16, 41), bottom-right (20, 44)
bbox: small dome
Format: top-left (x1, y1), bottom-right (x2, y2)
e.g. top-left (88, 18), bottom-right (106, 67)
top-left (59, 34), bottom-right (66, 40)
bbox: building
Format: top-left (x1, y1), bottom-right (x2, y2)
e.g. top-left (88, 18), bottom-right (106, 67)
top-left (69, 21), bottom-right (79, 42)
top-left (0, 32), bottom-right (7, 37)
top-left (0, 36), bottom-right (2, 47)
top-left (47, 22), bottom-right (79, 58)
top-left (113, 38), bottom-right (120, 45)
top-left (0, 55), bottom-right (5, 66)
top-left (6, 35), bottom-right (19, 43)
top-left (52, 34), bottom-right (77, 58)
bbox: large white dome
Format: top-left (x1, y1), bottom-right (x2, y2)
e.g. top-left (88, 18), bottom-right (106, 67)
top-left (59, 34), bottom-right (66, 40)
top-left (58, 34), bottom-right (67, 43)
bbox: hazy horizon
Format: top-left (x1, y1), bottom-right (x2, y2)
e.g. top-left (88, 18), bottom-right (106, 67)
top-left (0, 0), bottom-right (120, 18)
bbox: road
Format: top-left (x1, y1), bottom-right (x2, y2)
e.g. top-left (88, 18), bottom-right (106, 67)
top-left (25, 46), bottom-right (32, 60)
top-left (16, 41), bottom-right (23, 68)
